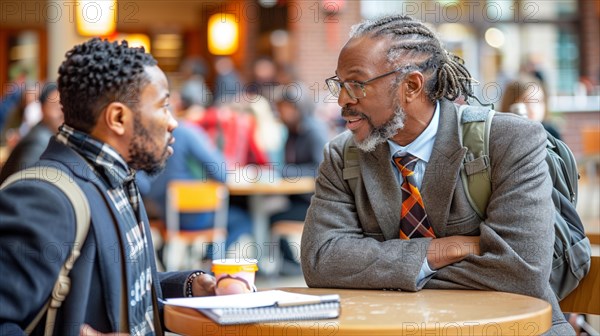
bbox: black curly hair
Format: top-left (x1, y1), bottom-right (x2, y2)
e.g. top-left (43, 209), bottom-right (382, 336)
top-left (57, 38), bottom-right (157, 133)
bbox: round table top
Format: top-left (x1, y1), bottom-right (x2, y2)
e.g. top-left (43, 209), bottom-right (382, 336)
top-left (227, 176), bottom-right (315, 196)
top-left (164, 288), bottom-right (552, 336)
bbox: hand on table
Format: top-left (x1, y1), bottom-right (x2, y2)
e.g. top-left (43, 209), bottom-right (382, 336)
top-left (192, 273), bottom-right (217, 296)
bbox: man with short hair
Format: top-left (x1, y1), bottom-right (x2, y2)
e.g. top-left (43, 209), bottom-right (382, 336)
top-left (0, 38), bottom-right (215, 335)
top-left (0, 83), bottom-right (63, 183)
top-left (301, 15), bottom-right (573, 335)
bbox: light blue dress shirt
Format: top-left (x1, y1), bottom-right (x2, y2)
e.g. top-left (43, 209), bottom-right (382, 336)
top-left (387, 101), bottom-right (440, 287)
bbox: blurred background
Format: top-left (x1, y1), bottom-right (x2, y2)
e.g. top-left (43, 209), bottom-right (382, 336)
top-left (1, 0), bottom-right (598, 155)
top-left (1, 0), bottom-right (598, 291)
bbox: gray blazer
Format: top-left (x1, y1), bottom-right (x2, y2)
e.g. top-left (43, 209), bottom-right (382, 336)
top-left (301, 99), bottom-right (573, 334)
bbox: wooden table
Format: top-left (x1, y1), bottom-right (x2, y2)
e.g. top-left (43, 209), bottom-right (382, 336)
top-left (227, 177), bottom-right (315, 274)
top-left (227, 176), bottom-right (315, 197)
top-left (165, 288), bottom-right (553, 335)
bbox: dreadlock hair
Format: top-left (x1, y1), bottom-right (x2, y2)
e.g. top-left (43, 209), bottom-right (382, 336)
top-left (57, 38), bottom-right (157, 133)
top-left (350, 15), bottom-right (479, 104)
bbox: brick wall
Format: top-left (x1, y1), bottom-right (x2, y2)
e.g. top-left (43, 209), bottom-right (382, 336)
top-left (579, 0), bottom-right (600, 86)
top-left (288, 0), bottom-right (362, 103)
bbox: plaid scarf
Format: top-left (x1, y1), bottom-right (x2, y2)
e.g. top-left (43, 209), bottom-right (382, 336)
top-left (57, 124), bottom-right (140, 213)
top-left (57, 124), bottom-right (155, 335)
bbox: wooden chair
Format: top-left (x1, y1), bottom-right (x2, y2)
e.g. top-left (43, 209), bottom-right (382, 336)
top-left (270, 220), bottom-right (304, 275)
top-left (164, 180), bottom-right (229, 271)
top-left (560, 256), bottom-right (600, 315)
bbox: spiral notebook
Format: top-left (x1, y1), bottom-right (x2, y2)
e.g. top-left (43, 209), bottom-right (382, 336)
top-left (165, 290), bottom-right (341, 325)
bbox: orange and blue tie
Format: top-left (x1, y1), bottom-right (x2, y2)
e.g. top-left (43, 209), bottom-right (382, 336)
top-left (394, 154), bottom-right (436, 240)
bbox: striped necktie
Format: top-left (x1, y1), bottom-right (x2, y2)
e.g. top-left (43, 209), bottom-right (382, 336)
top-left (394, 154), bottom-right (435, 240)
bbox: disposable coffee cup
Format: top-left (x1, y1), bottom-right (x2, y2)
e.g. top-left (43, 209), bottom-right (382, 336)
top-left (212, 259), bottom-right (258, 295)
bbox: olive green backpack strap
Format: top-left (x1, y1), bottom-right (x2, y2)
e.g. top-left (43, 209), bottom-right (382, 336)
top-left (0, 166), bottom-right (91, 336)
top-left (457, 105), bottom-right (495, 219)
top-left (342, 136), bottom-right (360, 195)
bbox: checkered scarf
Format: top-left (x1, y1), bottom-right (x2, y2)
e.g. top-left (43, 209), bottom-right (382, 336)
top-left (56, 124), bottom-right (155, 335)
top-left (57, 124), bottom-right (140, 213)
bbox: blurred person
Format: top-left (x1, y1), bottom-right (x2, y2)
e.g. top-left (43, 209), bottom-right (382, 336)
top-left (180, 57), bottom-right (213, 108)
top-left (0, 68), bottom-right (27, 134)
top-left (245, 93), bottom-right (286, 165)
top-left (0, 38), bottom-right (216, 335)
top-left (3, 79), bottom-right (43, 139)
top-left (179, 80), bottom-right (209, 123)
top-left (273, 83), bottom-right (328, 186)
top-left (138, 85), bottom-right (253, 250)
top-left (270, 84), bottom-right (329, 274)
top-left (193, 100), bottom-right (270, 257)
top-left (499, 75), bottom-right (561, 140)
top-left (4, 76), bottom-right (46, 138)
top-left (195, 102), bottom-right (269, 169)
top-left (301, 15), bottom-right (574, 336)
top-left (0, 83), bottom-right (63, 183)
top-left (18, 90), bottom-right (43, 136)
top-left (521, 54), bottom-right (546, 86)
top-left (276, 63), bottom-right (299, 86)
top-left (247, 56), bottom-right (278, 102)
top-left (213, 56), bottom-right (243, 104)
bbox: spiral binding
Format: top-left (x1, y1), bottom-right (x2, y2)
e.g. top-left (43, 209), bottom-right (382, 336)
top-left (200, 301), bottom-right (341, 325)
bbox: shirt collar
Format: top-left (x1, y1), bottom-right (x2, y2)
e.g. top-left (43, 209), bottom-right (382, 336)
top-left (388, 100), bottom-right (440, 162)
top-left (56, 124), bottom-right (134, 189)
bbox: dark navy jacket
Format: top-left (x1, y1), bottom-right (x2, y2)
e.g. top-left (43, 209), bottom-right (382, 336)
top-left (0, 138), bottom-right (193, 335)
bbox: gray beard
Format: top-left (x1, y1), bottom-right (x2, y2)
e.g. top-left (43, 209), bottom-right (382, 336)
top-left (355, 105), bottom-right (406, 152)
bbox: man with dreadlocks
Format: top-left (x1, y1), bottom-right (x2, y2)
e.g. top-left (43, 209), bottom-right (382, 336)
top-left (301, 15), bottom-right (573, 335)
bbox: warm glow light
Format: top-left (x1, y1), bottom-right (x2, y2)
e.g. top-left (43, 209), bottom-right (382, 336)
top-left (208, 14), bottom-right (239, 55)
top-left (76, 0), bottom-right (117, 37)
top-left (485, 27), bottom-right (505, 49)
top-left (117, 34), bottom-right (151, 52)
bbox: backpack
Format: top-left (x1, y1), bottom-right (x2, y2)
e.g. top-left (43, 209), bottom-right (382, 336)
top-left (342, 105), bottom-right (592, 301)
top-left (457, 105), bottom-right (591, 301)
top-left (0, 166), bottom-right (91, 336)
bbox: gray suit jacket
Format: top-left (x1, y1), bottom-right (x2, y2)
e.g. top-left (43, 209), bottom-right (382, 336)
top-left (301, 99), bottom-right (573, 334)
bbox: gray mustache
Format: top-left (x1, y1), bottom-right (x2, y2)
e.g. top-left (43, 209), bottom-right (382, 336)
top-left (341, 107), bottom-right (366, 119)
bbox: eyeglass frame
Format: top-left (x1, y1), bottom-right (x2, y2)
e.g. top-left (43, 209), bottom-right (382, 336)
top-left (325, 66), bottom-right (409, 100)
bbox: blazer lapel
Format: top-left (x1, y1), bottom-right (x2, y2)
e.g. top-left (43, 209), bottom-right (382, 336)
top-left (360, 143), bottom-right (403, 240)
top-left (421, 100), bottom-right (466, 237)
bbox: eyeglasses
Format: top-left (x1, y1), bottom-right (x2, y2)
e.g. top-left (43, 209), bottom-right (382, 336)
top-left (325, 67), bottom-right (407, 100)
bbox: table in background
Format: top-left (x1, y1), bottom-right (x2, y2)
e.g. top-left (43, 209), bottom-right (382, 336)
top-left (165, 287), bottom-right (552, 336)
top-left (227, 177), bottom-right (315, 274)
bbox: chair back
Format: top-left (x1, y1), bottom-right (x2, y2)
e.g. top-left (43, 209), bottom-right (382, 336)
top-left (582, 128), bottom-right (600, 156)
top-left (168, 180), bottom-right (227, 213)
top-left (166, 180), bottom-right (229, 233)
top-left (560, 255), bottom-right (600, 314)
top-left (164, 180), bottom-right (229, 270)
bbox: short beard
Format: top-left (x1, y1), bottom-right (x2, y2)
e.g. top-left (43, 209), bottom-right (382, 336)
top-left (128, 114), bottom-right (169, 176)
top-left (350, 103), bottom-right (406, 152)
top-left (129, 139), bottom-right (168, 176)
